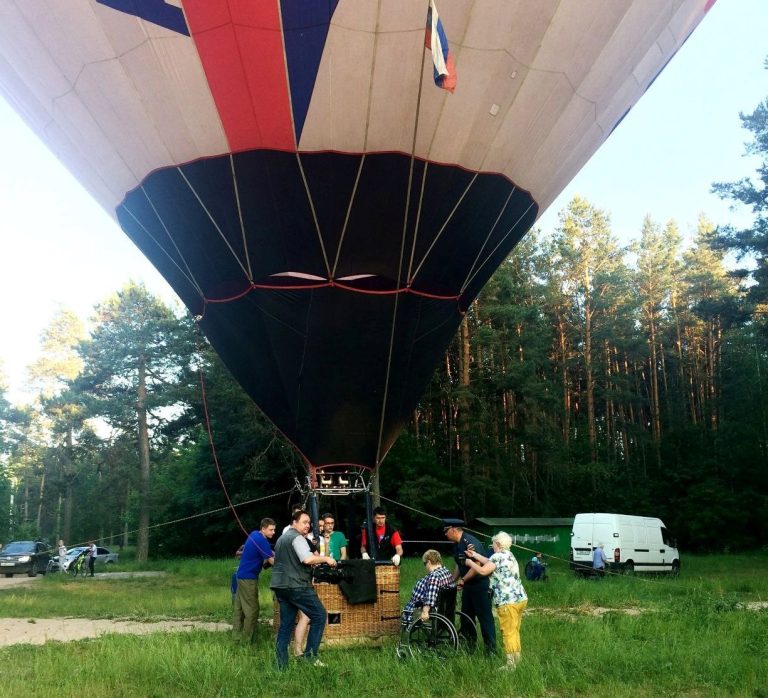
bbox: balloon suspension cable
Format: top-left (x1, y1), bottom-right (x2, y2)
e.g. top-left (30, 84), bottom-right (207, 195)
top-left (51, 488), bottom-right (295, 557)
top-left (195, 334), bottom-right (300, 536)
top-left (372, 9), bottom-right (432, 469)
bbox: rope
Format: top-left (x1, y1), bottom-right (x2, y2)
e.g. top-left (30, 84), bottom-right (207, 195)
top-left (409, 171), bottom-right (479, 283)
top-left (48, 488), bottom-right (294, 557)
top-left (373, 0), bottom-right (433, 468)
top-left (460, 200), bottom-right (538, 293)
top-left (229, 153), bottom-right (253, 281)
top-left (198, 356), bottom-right (249, 536)
top-left (331, 156), bottom-right (367, 279)
top-left (201, 280), bottom-right (461, 303)
top-left (378, 494), bottom-right (675, 585)
top-left (178, 167), bottom-right (252, 281)
top-left (457, 188), bottom-right (515, 294)
top-left (121, 201), bottom-right (204, 300)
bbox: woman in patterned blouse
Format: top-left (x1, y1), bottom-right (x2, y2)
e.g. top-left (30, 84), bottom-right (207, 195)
top-left (465, 531), bottom-right (527, 670)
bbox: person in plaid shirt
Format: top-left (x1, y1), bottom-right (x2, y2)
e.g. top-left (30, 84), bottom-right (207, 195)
top-left (402, 549), bottom-right (455, 623)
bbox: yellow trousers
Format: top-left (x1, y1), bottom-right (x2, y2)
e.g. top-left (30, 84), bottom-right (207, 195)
top-left (497, 600), bottom-right (527, 654)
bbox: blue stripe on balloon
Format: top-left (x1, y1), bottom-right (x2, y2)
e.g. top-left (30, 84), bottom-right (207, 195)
top-left (96, 0), bottom-right (189, 36)
top-left (280, 0), bottom-right (340, 142)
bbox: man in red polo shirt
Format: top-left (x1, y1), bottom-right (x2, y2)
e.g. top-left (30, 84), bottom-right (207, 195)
top-left (360, 506), bottom-right (403, 565)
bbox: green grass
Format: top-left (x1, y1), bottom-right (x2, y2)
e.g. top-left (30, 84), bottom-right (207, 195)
top-left (0, 558), bottom-right (236, 621)
top-left (1, 553), bottom-right (767, 697)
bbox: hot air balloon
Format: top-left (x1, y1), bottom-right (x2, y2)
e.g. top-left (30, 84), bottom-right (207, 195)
top-left (0, 0), bottom-right (714, 487)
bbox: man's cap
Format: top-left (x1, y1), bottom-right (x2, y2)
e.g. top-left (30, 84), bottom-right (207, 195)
top-left (442, 518), bottom-right (465, 531)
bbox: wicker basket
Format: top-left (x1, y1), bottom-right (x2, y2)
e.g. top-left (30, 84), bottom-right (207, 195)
top-left (273, 565), bottom-right (401, 642)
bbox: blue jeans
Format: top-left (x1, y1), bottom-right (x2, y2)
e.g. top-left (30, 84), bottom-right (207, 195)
top-left (274, 587), bottom-right (327, 669)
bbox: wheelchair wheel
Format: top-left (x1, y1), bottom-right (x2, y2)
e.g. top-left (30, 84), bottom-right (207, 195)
top-left (455, 611), bottom-right (478, 647)
top-left (525, 560), bottom-right (543, 581)
top-left (406, 615), bottom-right (459, 658)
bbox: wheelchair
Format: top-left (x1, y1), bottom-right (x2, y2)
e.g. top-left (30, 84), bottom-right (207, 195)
top-left (395, 586), bottom-right (478, 659)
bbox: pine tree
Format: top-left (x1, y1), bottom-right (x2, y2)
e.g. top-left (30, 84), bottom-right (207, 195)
top-left (76, 283), bottom-right (195, 562)
top-left (713, 61), bottom-right (768, 317)
top-left (553, 196), bottom-right (623, 464)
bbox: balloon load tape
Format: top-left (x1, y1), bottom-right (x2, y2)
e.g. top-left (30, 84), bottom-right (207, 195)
top-left (304, 465), bottom-right (373, 496)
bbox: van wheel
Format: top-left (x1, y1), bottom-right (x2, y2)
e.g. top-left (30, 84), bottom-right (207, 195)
top-left (670, 560), bottom-right (680, 577)
top-left (4, 573), bottom-right (12, 578)
top-left (623, 561), bottom-right (634, 576)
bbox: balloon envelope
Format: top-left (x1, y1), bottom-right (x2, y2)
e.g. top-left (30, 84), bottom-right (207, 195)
top-left (0, 0), bottom-right (714, 469)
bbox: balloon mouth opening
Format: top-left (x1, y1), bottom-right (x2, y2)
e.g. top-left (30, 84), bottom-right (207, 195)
top-left (201, 272), bottom-right (462, 301)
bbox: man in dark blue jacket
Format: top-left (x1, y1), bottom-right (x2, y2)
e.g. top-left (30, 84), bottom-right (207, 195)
top-left (443, 518), bottom-right (497, 655)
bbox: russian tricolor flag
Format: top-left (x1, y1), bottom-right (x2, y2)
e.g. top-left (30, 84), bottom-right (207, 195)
top-left (425, 0), bottom-right (457, 93)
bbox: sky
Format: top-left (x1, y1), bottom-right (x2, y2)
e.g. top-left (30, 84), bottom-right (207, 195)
top-left (0, 0), bottom-right (766, 406)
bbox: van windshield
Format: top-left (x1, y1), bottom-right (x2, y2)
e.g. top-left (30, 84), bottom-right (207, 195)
top-left (661, 527), bottom-right (674, 546)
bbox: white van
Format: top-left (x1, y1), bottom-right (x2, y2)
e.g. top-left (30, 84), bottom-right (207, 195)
top-left (570, 513), bottom-right (680, 575)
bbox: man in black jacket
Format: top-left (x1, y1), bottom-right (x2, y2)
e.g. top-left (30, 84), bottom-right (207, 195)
top-left (443, 519), bottom-right (497, 656)
top-left (360, 506), bottom-right (403, 565)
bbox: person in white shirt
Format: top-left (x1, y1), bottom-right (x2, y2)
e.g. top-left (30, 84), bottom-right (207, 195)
top-left (86, 542), bottom-right (97, 577)
top-left (58, 540), bottom-right (67, 573)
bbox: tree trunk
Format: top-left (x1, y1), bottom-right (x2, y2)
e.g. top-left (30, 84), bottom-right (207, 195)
top-left (136, 354), bottom-right (151, 563)
top-left (647, 316), bottom-right (662, 469)
top-left (123, 485), bottom-right (131, 549)
top-left (61, 423), bottom-right (75, 542)
top-left (457, 315), bottom-right (472, 508)
top-left (63, 479), bottom-right (73, 543)
top-left (707, 318), bottom-right (719, 430)
top-left (558, 316), bottom-right (570, 445)
top-left (648, 319), bottom-right (661, 443)
top-left (584, 304), bottom-right (596, 461)
top-left (55, 492), bottom-right (63, 541)
top-left (36, 471), bottom-right (46, 532)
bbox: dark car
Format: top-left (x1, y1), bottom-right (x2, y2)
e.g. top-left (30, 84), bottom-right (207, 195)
top-left (0, 540), bottom-right (51, 577)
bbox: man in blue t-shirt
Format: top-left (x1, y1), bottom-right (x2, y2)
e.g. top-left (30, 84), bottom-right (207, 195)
top-left (232, 518), bottom-right (276, 643)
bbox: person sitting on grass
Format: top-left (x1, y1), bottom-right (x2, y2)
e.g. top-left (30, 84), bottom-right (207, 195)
top-left (528, 551), bottom-right (545, 581)
top-left (401, 549), bottom-right (454, 624)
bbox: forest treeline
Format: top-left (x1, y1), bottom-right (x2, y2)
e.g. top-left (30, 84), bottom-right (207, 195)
top-left (1, 86), bottom-right (767, 556)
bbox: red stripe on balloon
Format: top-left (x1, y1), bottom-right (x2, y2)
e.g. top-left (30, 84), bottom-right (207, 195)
top-left (183, 0), bottom-right (295, 152)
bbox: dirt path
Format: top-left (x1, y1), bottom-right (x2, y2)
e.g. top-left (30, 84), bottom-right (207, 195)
top-left (0, 617), bottom-right (230, 646)
top-left (0, 572), bottom-right (231, 646)
top-left (0, 571), bottom-right (166, 588)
